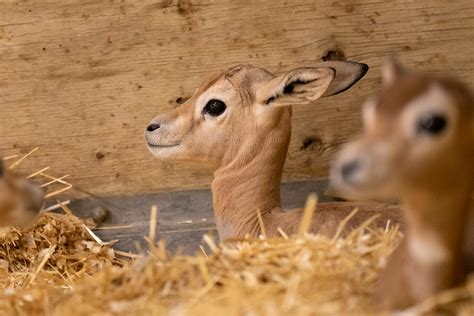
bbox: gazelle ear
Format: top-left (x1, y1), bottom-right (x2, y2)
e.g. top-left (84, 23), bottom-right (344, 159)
top-left (0, 159), bottom-right (4, 177)
top-left (381, 57), bottom-right (405, 87)
top-left (256, 61), bottom-right (368, 107)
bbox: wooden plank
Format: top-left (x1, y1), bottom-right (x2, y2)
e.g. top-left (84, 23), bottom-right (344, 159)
top-left (1, 0), bottom-right (473, 198)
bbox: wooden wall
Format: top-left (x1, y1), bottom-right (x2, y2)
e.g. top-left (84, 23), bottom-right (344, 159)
top-left (1, 0), bottom-right (473, 198)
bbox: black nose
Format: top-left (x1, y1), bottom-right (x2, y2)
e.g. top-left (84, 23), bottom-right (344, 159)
top-left (341, 160), bottom-right (360, 182)
top-left (147, 123), bottom-right (161, 132)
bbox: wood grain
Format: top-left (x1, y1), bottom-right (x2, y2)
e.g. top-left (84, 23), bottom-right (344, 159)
top-left (1, 0), bottom-right (473, 198)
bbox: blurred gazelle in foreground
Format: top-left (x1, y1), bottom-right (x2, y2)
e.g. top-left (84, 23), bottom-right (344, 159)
top-left (145, 60), bottom-right (403, 240)
top-left (331, 58), bottom-right (474, 310)
top-left (0, 159), bottom-right (44, 227)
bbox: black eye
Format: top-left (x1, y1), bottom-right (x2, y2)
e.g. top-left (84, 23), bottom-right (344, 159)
top-left (203, 99), bottom-right (226, 116)
top-left (417, 113), bottom-right (447, 135)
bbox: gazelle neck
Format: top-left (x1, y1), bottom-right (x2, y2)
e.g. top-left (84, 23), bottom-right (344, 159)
top-left (402, 184), bottom-right (472, 264)
top-left (211, 117), bottom-right (291, 240)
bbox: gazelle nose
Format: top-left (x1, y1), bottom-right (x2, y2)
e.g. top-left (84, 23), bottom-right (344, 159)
top-left (147, 123), bottom-right (161, 132)
top-left (341, 160), bottom-right (361, 182)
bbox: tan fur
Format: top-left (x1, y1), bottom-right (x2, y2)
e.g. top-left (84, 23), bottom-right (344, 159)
top-left (145, 61), bottom-right (403, 240)
top-left (0, 160), bottom-right (44, 227)
top-left (331, 59), bottom-right (474, 310)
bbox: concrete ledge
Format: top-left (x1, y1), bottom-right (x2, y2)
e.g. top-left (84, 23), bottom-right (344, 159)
top-left (69, 178), bottom-right (337, 253)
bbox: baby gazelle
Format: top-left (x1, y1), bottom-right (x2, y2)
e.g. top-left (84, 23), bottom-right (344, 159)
top-left (330, 59), bottom-right (473, 310)
top-left (146, 61), bottom-right (402, 240)
top-left (0, 159), bottom-right (44, 227)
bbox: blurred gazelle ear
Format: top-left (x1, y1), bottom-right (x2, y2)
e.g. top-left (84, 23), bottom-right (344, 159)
top-left (0, 159), bottom-right (4, 177)
top-left (381, 57), bottom-right (405, 87)
top-left (256, 61), bottom-right (368, 107)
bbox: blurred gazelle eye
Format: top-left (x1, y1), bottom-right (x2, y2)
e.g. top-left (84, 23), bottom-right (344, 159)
top-left (203, 99), bottom-right (226, 116)
top-left (416, 113), bottom-right (447, 136)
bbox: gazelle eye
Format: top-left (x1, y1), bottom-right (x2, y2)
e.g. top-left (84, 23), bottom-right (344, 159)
top-left (416, 113), bottom-right (447, 135)
top-left (203, 99), bottom-right (226, 116)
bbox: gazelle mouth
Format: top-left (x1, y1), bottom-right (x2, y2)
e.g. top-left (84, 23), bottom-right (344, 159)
top-left (147, 142), bottom-right (181, 149)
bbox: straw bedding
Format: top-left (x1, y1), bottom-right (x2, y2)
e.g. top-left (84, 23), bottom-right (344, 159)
top-left (0, 151), bottom-right (472, 315)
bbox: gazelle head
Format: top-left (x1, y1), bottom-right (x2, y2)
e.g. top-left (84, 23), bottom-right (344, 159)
top-left (331, 59), bottom-right (473, 201)
top-left (0, 160), bottom-right (45, 227)
top-left (145, 61), bottom-right (368, 167)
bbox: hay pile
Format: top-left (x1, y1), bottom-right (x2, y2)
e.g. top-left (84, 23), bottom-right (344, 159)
top-left (0, 209), bottom-right (120, 288)
top-left (0, 150), bottom-right (473, 315)
top-left (54, 225), bottom-right (402, 315)
top-left (2, 217), bottom-right (473, 316)
top-left (0, 210), bottom-right (122, 314)
top-left (2, 212), bottom-right (401, 315)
